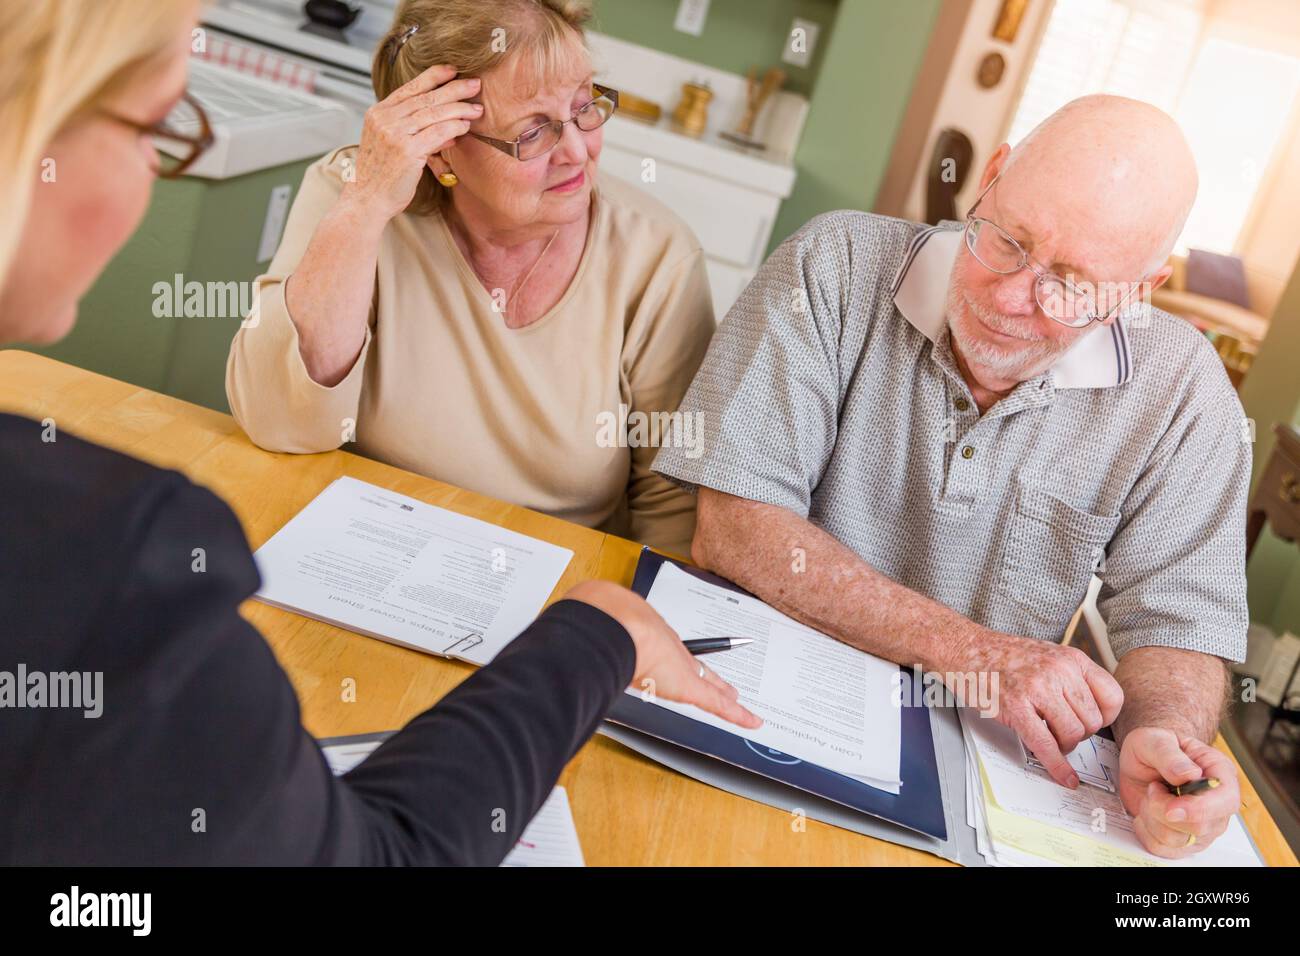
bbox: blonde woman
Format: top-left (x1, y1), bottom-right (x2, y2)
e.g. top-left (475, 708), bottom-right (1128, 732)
top-left (226, 0), bottom-right (711, 557)
top-left (0, 0), bottom-right (756, 865)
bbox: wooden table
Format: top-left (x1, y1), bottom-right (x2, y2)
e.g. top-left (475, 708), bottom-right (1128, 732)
top-left (3, 349), bottom-right (1295, 867)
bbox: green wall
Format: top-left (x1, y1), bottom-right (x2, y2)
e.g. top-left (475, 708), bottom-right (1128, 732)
top-left (1242, 261), bottom-right (1300, 635)
top-left (768, 0), bottom-right (942, 250)
top-left (30, 178), bottom-right (207, 395)
top-left (591, 0), bottom-right (840, 97)
top-left (593, 0), bottom-right (944, 252)
top-left (25, 159), bottom-right (313, 412)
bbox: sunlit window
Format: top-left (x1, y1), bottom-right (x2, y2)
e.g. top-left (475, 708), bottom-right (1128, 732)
top-left (1005, 0), bottom-right (1300, 255)
top-left (1175, 38), bottom-right (1300, 253)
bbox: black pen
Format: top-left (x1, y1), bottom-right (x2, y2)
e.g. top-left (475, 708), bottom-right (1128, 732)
top-left (1169, 777), bottom-right (1220, 797)
top-left (683, 637), bottom-right (754, 655)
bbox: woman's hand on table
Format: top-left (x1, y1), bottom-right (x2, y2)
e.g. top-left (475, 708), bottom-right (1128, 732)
top-left (564, 580), bottom-right (762, 730)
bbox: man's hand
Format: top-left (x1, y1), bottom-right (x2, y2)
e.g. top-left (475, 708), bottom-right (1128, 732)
top-left (1118, 727), bottom-right (1240, 858)
top-left (961, 630), bottom-right (1124, 787)
top-left (692, 490), bottom-right (1124, 787)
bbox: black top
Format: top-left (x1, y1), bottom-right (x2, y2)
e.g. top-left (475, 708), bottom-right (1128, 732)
top-left (0, 412), bottom-right (635, 865)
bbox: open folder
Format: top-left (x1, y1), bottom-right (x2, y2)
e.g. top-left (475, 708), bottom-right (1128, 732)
top-left (605, 548), bottom-right (948, 840)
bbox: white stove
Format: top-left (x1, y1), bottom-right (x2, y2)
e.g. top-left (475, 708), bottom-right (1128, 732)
top-left (203, 0), bottom-right (396, 74)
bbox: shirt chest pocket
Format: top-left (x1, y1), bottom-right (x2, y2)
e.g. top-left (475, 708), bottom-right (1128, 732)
top-left (998, 487), bottom-right (1121, 634)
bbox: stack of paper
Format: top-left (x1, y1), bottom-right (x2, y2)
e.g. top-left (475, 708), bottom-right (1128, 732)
top-left (322, 737), bottom-right (585, 866)
top-left (638, 562), bottom-right (902, 792)
top-left (958, 709), bottom-right (1262, 866)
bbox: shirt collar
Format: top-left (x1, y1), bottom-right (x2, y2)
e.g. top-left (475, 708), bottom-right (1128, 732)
top-left (890, 224), bottom-right (1132, 390)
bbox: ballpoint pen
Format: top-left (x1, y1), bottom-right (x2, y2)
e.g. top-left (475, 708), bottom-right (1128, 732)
top-left (683, 637), bottom-right (753, 655)
top-left (1169, 777), bottom-right (1220, 797)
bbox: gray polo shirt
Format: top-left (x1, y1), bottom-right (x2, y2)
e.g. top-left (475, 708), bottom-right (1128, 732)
top-left (654, 212), bottom-right (1249, 662)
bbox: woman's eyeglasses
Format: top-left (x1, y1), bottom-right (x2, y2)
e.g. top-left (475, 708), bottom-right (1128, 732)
top-left (470, 83), bottom-right (618, 161)
top-left (107, 92), bottom-right (215, 180)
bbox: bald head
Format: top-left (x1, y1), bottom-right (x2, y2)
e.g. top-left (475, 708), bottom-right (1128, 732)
top-left (997, 95), bottom-right (1198, 276)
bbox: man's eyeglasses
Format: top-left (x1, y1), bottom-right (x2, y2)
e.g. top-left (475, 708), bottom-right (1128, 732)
top-left (963, 172), bottom-right (1144, 329)
top-left (470, 83), bottom-right (618, 161)
top-left (107, 92), bottom-right (215, 179)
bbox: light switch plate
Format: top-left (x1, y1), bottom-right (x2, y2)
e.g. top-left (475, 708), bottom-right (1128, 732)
top-left (674, 0), bottom-right (710, 37)
top-left (257, 184), bottom-right (293, 264)
top-left (783, 17), bottom-right (821, 68)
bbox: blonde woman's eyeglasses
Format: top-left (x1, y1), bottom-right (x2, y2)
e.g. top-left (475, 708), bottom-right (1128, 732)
top-left (106, 91), bottom-right (215, 180)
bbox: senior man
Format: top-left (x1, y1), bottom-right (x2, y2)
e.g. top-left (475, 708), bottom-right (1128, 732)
top-left (653, 95), bottom-right (1249, 858)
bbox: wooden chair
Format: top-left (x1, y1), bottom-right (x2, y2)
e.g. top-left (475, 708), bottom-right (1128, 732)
top-left (1247, 422), bottom-right (1300, 560)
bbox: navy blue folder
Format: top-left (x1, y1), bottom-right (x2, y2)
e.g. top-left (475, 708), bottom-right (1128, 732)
top-left (605, 548), bottom-right (947, 840)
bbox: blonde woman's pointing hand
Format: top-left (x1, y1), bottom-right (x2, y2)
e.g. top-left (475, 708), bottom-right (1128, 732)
top-left (564, 580), bottom-right (763, 730)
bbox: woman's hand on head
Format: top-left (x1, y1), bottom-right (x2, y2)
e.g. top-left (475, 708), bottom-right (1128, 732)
top-left (563, 580), bottom-right (762, 730)
top-left (344, 64), bottom-right (482, 222)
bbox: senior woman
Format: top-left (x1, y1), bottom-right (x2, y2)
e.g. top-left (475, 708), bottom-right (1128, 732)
top-left (0, 0), bottom-right (755, 865)
top-left (226, 0), bottom-right (711, 556)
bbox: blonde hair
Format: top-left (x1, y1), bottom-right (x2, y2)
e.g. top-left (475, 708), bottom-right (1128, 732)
top-left (372, 0), bottom-right (592, 215)
top-left (0, 0), bottom-right (193, 285)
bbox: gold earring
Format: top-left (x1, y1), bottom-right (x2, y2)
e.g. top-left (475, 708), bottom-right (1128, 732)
top-left (436, 172), bottom-right (459, 187)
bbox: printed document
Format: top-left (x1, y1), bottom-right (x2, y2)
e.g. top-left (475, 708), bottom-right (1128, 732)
top-left (254, 477), bottom-right (573, 664)
top-left (637, 562), bottom-right (902, 790)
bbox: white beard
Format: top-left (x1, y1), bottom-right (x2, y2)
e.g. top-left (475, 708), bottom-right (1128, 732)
top-left (946, 277), bottom-right (1079, 382)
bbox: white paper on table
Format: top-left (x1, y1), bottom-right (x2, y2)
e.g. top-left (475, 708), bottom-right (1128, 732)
top-left (253, 476), bottom-right (573, 665)
top-left (636, 562), bottom-right (902, 789)
top-left (322, 738), bottom-right (383, 775)
top-left (321, 739), bottom-right (585, 867)
top-left (500, 787), bottom-right (586, 867)
top-left (960, 709), bottom-right (1263, 867)
top-left (964, 730), bottom-right (1050, 867)
top-left (1021, 735), bottom-right (1115, 791)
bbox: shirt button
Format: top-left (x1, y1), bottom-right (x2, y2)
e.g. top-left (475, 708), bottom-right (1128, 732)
top-left (954, 397), bottom-right (970, 412)
top-left (961, 445), bottom-right (975, 459)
